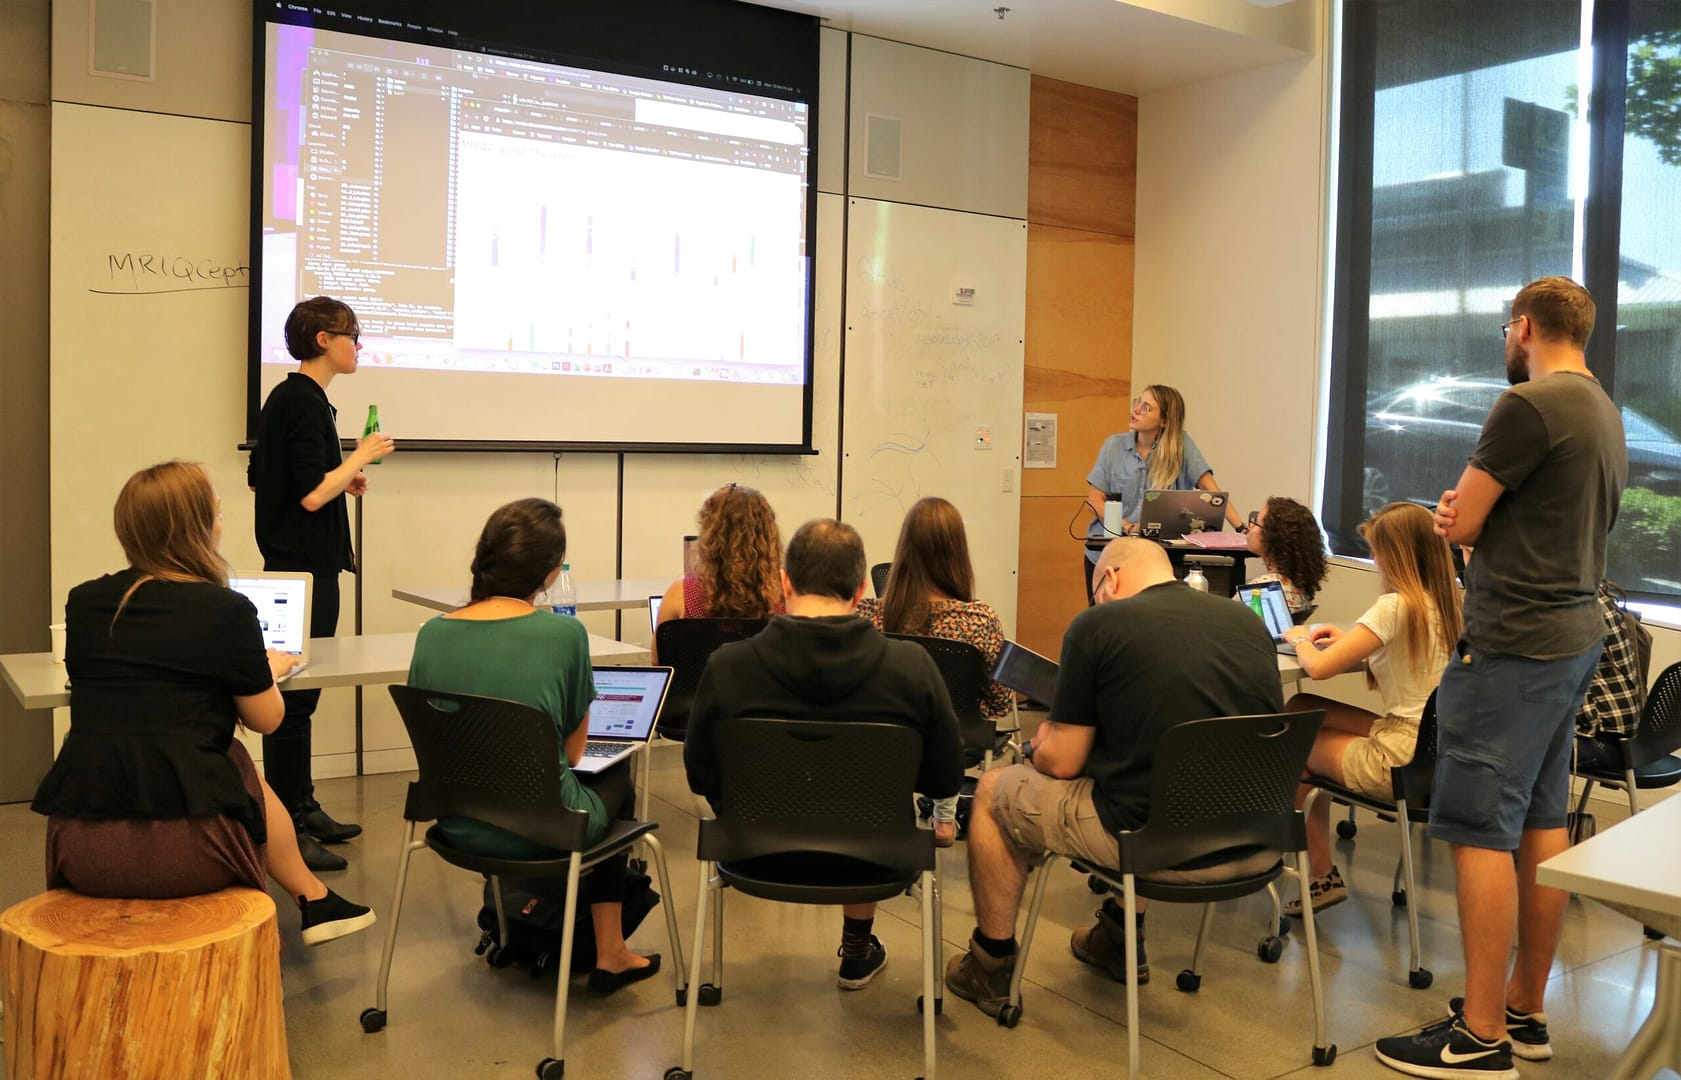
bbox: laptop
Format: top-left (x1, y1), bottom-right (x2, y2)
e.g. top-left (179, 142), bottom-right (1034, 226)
top-left (1138, 489), bottom-right (1228, 540)
top-left (991, 640), bottom-right (1059, 708)
top-left (648, 594), bottom-right (663, 635)
top-left (1233, 580), bottom-right (1302, 654)
top-left (574, 665), bottom-right (673, 774)
top-left (229, 571), bottom-right (314, 682)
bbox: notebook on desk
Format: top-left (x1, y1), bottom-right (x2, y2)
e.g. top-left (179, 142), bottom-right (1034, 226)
top-left (574, 665), bottom-right (673, 774)
top-left (1138, 489), bottom-right (1228, 540)
top-left (229, 571), bottom-right (313, 682)
top-left (1181, 530), bottom-right (1250, 551)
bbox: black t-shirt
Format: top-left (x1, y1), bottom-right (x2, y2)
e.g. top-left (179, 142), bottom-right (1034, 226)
top-left (249, 372), bottom-right (356, 571)
top-left (1054, 580), bottom-right (1284, 835)
top-left (31, 571), bottom-right (276, 840)
top-left (1463, 372), bottom-right (1626, 659)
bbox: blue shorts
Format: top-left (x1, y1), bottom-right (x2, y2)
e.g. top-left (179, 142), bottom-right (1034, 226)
top-left (1428, 639), bottom-right (1601, 851)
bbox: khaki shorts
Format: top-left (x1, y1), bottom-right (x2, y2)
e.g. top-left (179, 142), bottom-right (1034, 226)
top-left (989, 765), bottom-right (1121, 870)
top-left (1339, 714), bottom-right (1419, 799)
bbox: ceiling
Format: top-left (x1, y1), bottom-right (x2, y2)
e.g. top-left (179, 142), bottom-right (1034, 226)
top-left (753, 0), bottom-right (1317, 97)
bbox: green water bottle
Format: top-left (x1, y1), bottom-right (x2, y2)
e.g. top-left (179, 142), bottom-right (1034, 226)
top-left (1250, 589), bottom-right (1265, 618)
top-left (363, 404), bottom-right (383, 464)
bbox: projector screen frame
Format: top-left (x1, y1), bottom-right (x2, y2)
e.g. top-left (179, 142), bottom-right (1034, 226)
top-left (246, 0), bottom-right (821, 455)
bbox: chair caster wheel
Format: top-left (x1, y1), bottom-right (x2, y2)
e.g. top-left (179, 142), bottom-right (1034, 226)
top-left (1336, 820), bottom-right (1357, 840)
top-left (698, 983), bottom-right (723, 1006)
top-left (916, 994), bottom-right (943, 1015)
top-left (487, 945), bottom-right (514, 969)
top-left (1645, 925), bottom-right (1667, 941)
top-left (1313, 1044), bottom-right (1337, 1067)
top-left (1257, 936), bottom-right (1285, 964)
top-left (1086, 874), bottom-right (1108, 894)
top-left (1175, 969), bottom-right (1201, 992)
top-left (1408, 968), bottom-right (1434, 989)
top-left (664, 1069), bottom-right (692, 1080)
top-left (996, 1003), bottom-right (1022, 1028)
top-left (536, 1057), bottom-right (564, 1079)
top-left (1393, 890), bottom-right (1408, 908)
top-left (676, 987), bottom-right (688, 1006)
top-left (359, 1007), bottom-right (386, 1033)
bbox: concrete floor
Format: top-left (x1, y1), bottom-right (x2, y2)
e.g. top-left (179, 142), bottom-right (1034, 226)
top-left (0, 739), bottom-right (1664, 1079)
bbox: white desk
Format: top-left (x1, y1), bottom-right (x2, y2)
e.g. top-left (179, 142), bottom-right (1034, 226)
top-left (393, 578), bottom-right (673, 616)
top-left (1, 631), bottom-right (651, 711)
top-left (1539, 794), bottom-right (1681, 1080)
top-left (1277, 652), bottom-right (1305, 684)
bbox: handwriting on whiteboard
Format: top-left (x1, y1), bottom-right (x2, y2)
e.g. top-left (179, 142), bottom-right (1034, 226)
top-left (92, 253), bottom-right (250, 295)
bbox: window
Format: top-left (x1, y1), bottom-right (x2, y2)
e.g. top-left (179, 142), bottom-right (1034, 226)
top-left (1326, 0), bottom-right (1681, 601)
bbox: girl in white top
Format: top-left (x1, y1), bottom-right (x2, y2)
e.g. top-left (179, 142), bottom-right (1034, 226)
top-left (1280, 501), bottom-right (1462, 914)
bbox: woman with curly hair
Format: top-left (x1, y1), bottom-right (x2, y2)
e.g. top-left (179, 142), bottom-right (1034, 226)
top-left (654, 484), bottom-right (784, 641)
top-left (1245, 496), bottom-right (1329, 616)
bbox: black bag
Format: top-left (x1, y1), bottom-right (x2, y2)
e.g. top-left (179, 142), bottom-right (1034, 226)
top-left (474, 866), bottom-right (659, 975)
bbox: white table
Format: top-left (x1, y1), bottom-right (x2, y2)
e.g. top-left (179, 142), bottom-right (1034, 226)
top-left (393, 578), bottom-right (673, 616)
top-left (1, 631), bottom-right (650, 711)
top-left (1539, 794), bottom-right (1681, 1080)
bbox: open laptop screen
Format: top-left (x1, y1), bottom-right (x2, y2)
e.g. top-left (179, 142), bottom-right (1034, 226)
top-left (588, 666), bottom-right (672, 740)
top-left (229, 573), bottom-right (311, 656)
top-left (648, 594), bottom-right (663, 635)
top-left (1234, 580), bottom-right (1293, 642)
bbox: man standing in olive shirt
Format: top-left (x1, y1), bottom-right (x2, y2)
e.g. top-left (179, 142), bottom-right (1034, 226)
top-left (249, 296), bottom-right (395, 871)
top-left (1377, 278), bottom-right (1626, 1078)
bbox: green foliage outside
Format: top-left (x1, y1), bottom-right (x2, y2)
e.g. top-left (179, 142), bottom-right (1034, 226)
top-left (1608, 486), bottom-right (1681, 594)
top-left (1566, 27), bottom-right (1681, 165)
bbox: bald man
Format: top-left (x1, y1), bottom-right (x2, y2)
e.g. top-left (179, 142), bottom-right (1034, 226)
top-left (946, 539), bottom-right (1284, 1018)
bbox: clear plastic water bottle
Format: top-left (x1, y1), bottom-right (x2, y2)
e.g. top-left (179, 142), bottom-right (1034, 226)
top-left (1184, 566), bottom-right (1209, 592)
top-left (552, 562), bottom-right (577, 617)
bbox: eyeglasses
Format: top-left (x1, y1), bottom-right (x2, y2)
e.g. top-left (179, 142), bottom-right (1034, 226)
top-left (1129, 397), bottom-right (1155, 415)
top-left (328, 329), bottom-right (361, 345)
top-left (1247, 510), bottom-right (1264, 530)
top-left (1499, 315), bottom-right (1525, 341)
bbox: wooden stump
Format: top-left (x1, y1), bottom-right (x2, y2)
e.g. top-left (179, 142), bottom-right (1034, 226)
top-left (0, 888), bottom-right (291, 1080)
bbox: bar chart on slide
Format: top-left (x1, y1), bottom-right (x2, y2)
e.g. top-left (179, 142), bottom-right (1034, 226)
top-left (452, 132), bottom-right (807, 380)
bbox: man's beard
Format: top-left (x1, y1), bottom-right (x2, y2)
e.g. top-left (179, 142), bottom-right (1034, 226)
top-left (1505, 342), bottom-right (1529, 385)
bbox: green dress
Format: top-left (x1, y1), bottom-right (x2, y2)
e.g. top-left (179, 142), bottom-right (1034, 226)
top-left (407, 609), bottom-right (605, 852)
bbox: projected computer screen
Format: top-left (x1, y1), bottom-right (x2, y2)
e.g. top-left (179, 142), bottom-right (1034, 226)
top-left (251, 1), bottom-right (817, 451)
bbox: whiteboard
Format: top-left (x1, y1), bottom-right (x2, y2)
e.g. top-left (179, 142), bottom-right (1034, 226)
top-left (841, 199), bottom-right (1027, 633)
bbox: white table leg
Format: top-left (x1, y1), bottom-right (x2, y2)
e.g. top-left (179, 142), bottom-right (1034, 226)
top-left (1612, 942), bottom-right (1681, 1080)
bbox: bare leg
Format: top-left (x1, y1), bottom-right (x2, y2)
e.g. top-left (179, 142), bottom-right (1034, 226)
top-left (1298, 729), bottom-right (1369, 877)
top-left (1287, 692), bottom-right (1380, 735)
top-left (590, 902), bottom-right (652, 974)
top-left (1453, 843), bottom-right (1519, 1043)
top-left (261, 774), bottom-right (327, 902)
top-left (967, 769), bottom-right (1030, 939)
top-left (1509, 826), bottom-right (1570, 1015)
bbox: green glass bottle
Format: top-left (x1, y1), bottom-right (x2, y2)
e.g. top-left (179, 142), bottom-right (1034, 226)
top-left (1250, 589), bottom-right (1265, 618)
top-left (364, 404), bottom-right (383, 464)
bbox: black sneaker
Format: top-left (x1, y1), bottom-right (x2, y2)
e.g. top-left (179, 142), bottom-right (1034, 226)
top-left (296, 832), bottom-right (348, 873)
top-left (1375, 1015), bottom-right (1517, 1079)
top-left (1448, 996), bottom-right (1552, 1061)
top-left (836, 935), bottom-right (887, 990)
top-left (299, 890), bottom-right (377, 946)
top-left (297, 800), bottom-right (362, 843)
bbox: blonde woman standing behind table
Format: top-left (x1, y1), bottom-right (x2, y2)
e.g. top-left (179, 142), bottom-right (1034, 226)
top-left (1082, 385), bottom-right (1244, 600)
top-left (1278, 501), bottom-right (1461, 914)
top-left (653, 484), bottom-right (784, 657)
top-left (856, 497), bottom-right (1012, 847)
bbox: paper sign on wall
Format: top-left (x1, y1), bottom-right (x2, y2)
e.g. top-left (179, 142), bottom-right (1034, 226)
top-left (1024, 412), bottom-right (1056, 469)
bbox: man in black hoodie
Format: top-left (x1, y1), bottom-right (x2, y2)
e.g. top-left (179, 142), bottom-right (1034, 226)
top-left (685, 518), bottom-right (963, 990)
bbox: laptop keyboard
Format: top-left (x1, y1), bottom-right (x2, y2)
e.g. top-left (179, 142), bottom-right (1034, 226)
top-left (583, 741), bottom-right (624, 758)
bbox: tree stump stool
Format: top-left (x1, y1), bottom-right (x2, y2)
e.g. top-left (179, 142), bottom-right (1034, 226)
top-left (0, 887), bottom-right (291, 1079)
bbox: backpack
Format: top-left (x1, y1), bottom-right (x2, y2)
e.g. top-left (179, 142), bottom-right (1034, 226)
top-left (1574, 580), bottom-right (1653, 740)
top-left (474, 866), bottom-right (660, 975)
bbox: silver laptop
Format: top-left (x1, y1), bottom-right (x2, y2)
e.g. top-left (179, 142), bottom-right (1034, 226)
top-left (574, 665), bottom-right (673, 774)
top-left (648, 594), bottom-right (663, 635)
top-left (1234, 580), bottom-right (1302, 654)
top-left (1138, 489), bottom-right (1228, 539)
top-left (230, 571), bottom-right (314, 681)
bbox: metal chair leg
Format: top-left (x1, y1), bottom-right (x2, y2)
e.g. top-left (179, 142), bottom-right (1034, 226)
top-left (1188, 902), bottom-right (1216, 977)
top-left (372, 824), bottom-right (424, 1013)
top-left (1623, 769), bottom-right (1641, 817)
top-left (920, 868), bottom-right (937, 1080)
top-left (1291, 852), bottom-right (1335, 1064)
top-left (711, 882), bottom-right (725, 990)
top-left (1008, 854), bottom-right (1058, 1011)
top-left (642, 833), bottom-right (689, 1001)
top-left (548, 853), bottom-right (585, 1064)
top-left (931, 866), bottom-right (945, 1011)
top-left (1122, 875), bottom-right (1142, 1079)
top-left (490, 873), bottom-right (510, 946)
top-left (1395, 799), bottom-right (1429, 988)
top-left (677, 862), bottom-right (713, 1073)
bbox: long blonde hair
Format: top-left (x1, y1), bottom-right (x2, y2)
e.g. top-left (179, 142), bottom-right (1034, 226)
top-left (112, 461), bottom-right (229, 623)
top-left (1141, 384), bottom-right (1187, 491)
top-left (695, 483), bottom-right (783, 617)
top-left (1359, 502), bottom-right (1461, 689)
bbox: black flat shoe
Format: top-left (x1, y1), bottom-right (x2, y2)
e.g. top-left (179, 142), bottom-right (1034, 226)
top-left (586, 954), bottom-right (661, 996)
top-left (297, 803), bottom-right (362, 843)
top-left (297, 832), bottom-right (348, 872)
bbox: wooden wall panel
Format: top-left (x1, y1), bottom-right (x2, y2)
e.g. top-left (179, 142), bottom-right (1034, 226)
top-left (1027, 76), bottom-right (1138, 238)
top-left (1015, 77), bottom-right (1136, 659)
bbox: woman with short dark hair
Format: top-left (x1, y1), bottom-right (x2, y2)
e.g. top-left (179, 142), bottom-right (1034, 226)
top-left (407, 498), bottom-right (659, 994)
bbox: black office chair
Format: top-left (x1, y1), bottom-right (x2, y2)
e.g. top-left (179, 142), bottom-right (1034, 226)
top-left (652, 618), bottom-right (769, 741)
top-left (664, 718), bottom-right (940, 1080)
top-left (1006, 711), bottom-right (1335, 1075)
top-left (1302, 691), bottom-right (1439, 989)
top-left (1573, 661), bottom-right (1681, 820)
top-left (1292, 604), bottom-right (1320, 627)
top-left (364, 686), bottom-right (688, 1080)
top-left (888, 633), bottom-right (1016, 770)
top-left (871, 562), bottom-right (892, 598)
